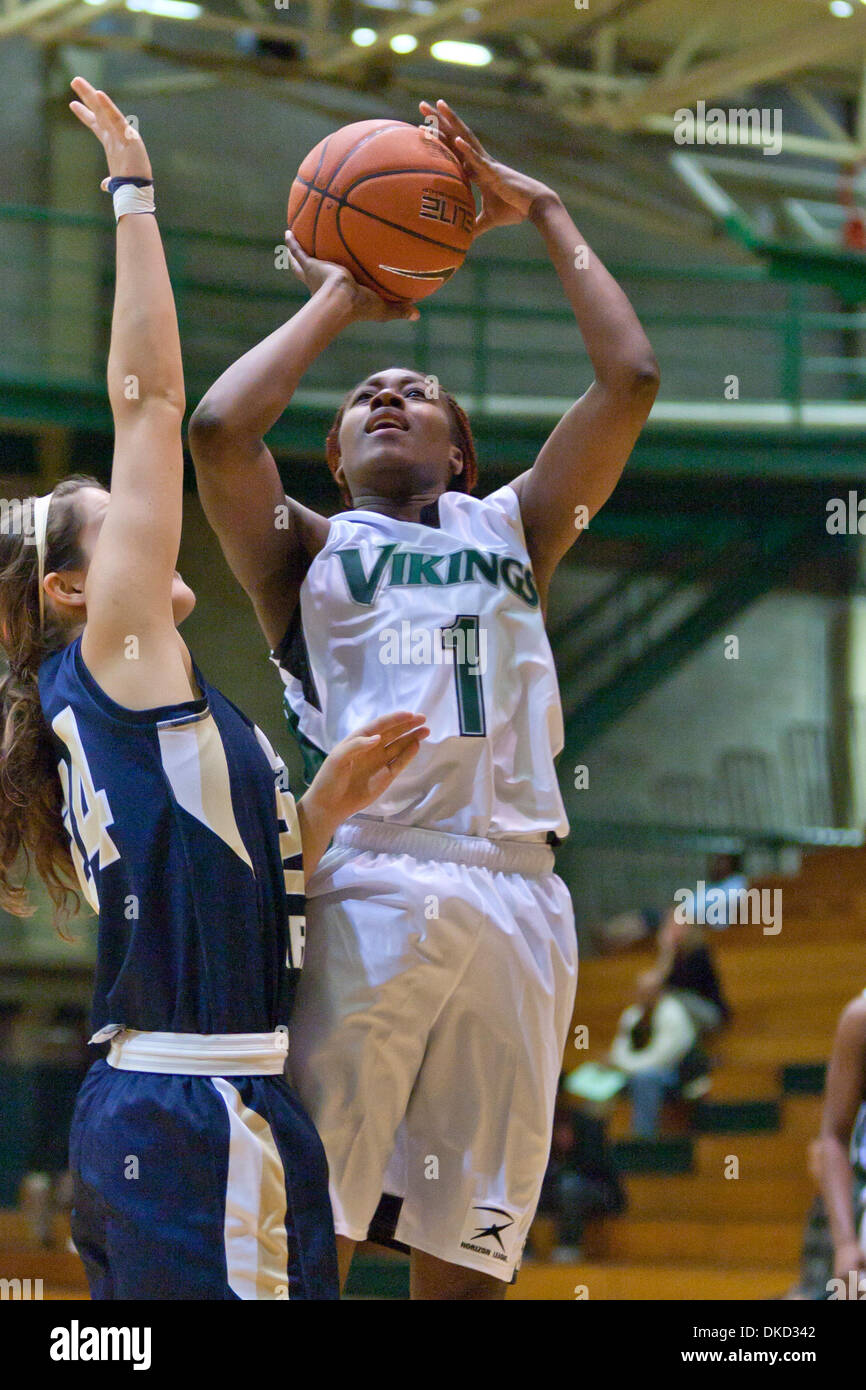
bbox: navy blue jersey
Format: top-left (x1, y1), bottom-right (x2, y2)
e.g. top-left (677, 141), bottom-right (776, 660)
top-left (38, 637), bottom-right (305, 1036)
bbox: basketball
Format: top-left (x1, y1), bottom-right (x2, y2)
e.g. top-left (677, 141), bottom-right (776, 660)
top-left (287, 119), bottom-right (476, 303)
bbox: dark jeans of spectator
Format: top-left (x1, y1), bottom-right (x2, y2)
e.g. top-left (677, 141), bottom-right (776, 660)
top-left (628, 1067), bottom-right (681, 1138)
top-left (538, 1171), bottom-right (618, 1246)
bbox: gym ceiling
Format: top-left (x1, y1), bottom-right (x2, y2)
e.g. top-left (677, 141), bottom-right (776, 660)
top-left (5, 0), bottom-right (866, 250)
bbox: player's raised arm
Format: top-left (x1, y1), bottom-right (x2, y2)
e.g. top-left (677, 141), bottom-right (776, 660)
top-left (64, 78), bottom-right (193, 708)
top-left (423, 99), bottom-right (660, 606)
top-left (189, 240), bottom-right (417, 649)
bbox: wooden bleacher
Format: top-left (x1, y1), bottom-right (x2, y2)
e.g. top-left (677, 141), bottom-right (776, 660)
top-left (0, 1210), bottom-right (87, 1300)
top-left (509, 845), bottom-right (866, 1300)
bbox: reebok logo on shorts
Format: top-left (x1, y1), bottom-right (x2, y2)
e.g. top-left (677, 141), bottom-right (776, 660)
top-left (459, 1205), bottom-right (518, 1264)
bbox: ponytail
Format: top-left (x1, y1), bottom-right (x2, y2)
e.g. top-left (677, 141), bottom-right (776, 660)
top-left (0, 476), bottom-right (102, 925)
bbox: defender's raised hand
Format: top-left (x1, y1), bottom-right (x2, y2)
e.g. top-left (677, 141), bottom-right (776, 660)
top-left (312, 711), bottom-right (429, 816)
top-left (297, 712), bottom-right (429, 879)
top-left (69, 76), bottom-right (152, 182)
top-left (419, 98), bottom-right (554, 234)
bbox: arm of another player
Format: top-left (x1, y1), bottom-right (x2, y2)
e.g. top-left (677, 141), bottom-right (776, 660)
top-left (296, 711), bottom-right (428, 881)
top-left (422, 100), bottom-right (660, 605)
top-left (189, 240), bottom-right (418, 649)
top-left (68, 79), bottom-right (193, 708)
top-left (817, 994), bottom-right (866, 1285)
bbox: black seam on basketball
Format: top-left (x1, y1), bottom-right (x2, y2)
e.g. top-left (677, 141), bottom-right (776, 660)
top-left (294, 165), bottom-right (473, 234)
top-left (312, 130), bottom-right (393, 256)
top-left (298, 176), bottom-right (472, 256)
top-left (338, 198), bottom-right (471, 255)
top-left (295, 151), bottom-right (472, 256)
top-left (335, 216), bottom-right (395, 297)
top-left (342, 166), bottom-right (473, 205)
top-left (315, 125), bottom-right (403, 247)
top-left (343, 166), bottom-right (473, 251)
top-left (294, 171), bottom-right (468, 196)
top-left (290, 134), bottom-right (332, 241)
top-left (322, 125), bottom-right (401, 185)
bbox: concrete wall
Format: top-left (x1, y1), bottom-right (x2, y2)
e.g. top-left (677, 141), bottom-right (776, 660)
top-left (555, 576), bottom-right (836, 931)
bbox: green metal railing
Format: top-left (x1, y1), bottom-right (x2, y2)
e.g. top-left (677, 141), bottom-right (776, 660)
top-left (2, 201), bottom-right (866, 431)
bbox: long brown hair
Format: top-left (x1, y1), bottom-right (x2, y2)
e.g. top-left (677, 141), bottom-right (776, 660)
top-left (325, 378), bottom-right (478, 508)
top-left (0, 475), bottom-right (102, 923)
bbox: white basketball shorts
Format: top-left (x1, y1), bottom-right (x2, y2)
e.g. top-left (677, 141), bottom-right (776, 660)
top-left (289, 815), bottom-right (578, 1283)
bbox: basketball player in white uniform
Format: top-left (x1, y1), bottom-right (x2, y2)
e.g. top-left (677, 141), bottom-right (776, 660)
top-left (190, 101), bottom-right (659, 1298)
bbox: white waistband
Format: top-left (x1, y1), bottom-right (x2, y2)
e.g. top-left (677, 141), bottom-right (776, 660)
top-left (105, 1029), bottom-right (289, 1076)
top-left (333, 815), bottom-right (555, 876)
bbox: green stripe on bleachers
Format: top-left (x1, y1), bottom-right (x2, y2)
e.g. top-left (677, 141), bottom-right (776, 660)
top-left (611, 1137), bottom-right (694, 1175)
top-left (343, 1257), bottom-right (410, 1299)
top-left (780, 1063), bottom-right (827, 1096)
top-left (693, 1100), bottom-right (781, 1133)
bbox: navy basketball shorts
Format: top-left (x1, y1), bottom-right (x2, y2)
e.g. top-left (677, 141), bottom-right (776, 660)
top-left (69, 1059), bottom-right (339, 1300)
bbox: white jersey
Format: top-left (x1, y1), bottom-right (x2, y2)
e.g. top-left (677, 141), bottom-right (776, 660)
top-left (271, 484), bottom-right (569, 841)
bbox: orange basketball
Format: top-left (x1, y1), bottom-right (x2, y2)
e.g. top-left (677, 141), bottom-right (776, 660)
top-left (287, 119), bottom-right (476, 303)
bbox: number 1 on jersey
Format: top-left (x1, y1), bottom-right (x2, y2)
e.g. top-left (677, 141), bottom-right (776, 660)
top-left (441, 615), bottom-right (487, 737)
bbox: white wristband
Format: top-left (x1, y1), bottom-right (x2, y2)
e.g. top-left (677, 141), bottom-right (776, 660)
top-left (112, 182), bottom-right (155, 219)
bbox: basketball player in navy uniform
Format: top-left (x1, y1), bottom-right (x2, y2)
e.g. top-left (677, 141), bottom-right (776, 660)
top-left (820, 990), bottom-right (866, 1294)
top-left (191, 100), bottom-right (659, 1298)
top-left (0, 79), bottom-right (427, 1300)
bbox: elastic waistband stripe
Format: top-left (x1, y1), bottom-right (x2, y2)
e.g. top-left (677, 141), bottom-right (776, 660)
top-left (105, 1029), bottom-right (289, 1076)
top-left (333, 816), bottom-right (555, 876)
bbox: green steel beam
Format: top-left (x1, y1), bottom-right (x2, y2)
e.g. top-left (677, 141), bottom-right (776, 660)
top-left (620, 430), bottom-right (866, 482)
top-left (5, 375), bottom-right (866, 488)
top-left (6, 199), bottom-right (866, 475)
top-left (762, 242), bottom-right (866, 308)
top-left (5, 379), bottom-right (866, 485)
top-left (554, 534), bottom-right (734, 674)
top-left (546, 545), bottom-right (671, 644)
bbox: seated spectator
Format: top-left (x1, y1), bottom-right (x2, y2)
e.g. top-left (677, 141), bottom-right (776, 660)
top-left (655, 912), bottom-right (732, 1035)
top-left (534, 1100), bottom-right (626, 1260)
top-left (608, 970), bottom-right (711, 1138)
top-left (596, 853), bottom-right (740, 1036)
